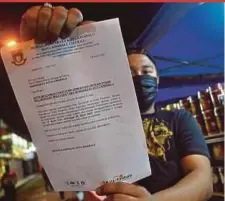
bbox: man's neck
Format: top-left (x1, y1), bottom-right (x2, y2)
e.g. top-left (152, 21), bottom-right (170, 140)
top-left (141, 103), bottom-right (155, 115)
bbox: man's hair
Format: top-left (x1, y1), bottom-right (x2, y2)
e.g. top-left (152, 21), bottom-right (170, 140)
top-left (126, 46), bottom-right (159, 77)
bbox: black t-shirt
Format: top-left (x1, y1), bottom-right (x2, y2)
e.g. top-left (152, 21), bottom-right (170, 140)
top-left (136, 109), bottom-right (210, 194)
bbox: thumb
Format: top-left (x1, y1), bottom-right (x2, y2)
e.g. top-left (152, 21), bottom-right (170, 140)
top-left (79, 21), bottom-right (95, 26)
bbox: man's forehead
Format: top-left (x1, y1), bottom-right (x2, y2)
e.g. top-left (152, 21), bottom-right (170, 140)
top-left (128, 53), bottom-right (155, 66)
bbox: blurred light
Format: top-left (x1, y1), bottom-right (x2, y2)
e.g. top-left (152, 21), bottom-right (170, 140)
top-left (0, 119), bottom-right (8, 129)
top-left (29, 143), bottom-right (36, 152)
top-left (1, 135), bottom-right (11, 140)
top-left (7, 40), bottom-right (17, 47)
top-left (12, 133), bottom-right (18, 145)
top-left (24, 152), bottom-right (35, 161)
top-left (23, 139), bottom-right (28, 149)
top-left (0, 153), bottom-right (11, 158)
top-left (24, 143), bottom-right (36, 154)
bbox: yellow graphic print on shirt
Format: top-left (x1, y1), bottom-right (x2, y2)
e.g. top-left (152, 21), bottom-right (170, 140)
top-left (143, 118), bottom-right (173, 161)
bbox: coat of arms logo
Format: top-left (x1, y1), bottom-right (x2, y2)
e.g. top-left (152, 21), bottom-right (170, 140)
top-left (11, 47), bottom-right (27, 66)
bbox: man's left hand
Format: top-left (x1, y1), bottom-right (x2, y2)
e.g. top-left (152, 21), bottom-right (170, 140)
top-left (96, 182), bottom-right (154, 201)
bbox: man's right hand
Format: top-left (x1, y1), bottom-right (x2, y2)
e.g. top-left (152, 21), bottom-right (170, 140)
top-left (20, 5), bottom-right (92, 43)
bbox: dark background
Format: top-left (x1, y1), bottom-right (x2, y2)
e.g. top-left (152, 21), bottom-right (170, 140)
top-left (0, 3), bottom-right (163, 140)
top-left (0, 3), bottom-right (163, 46)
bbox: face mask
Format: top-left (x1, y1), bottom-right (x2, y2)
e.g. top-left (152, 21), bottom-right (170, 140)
top-left (133, 75), bottom-right (158, 112)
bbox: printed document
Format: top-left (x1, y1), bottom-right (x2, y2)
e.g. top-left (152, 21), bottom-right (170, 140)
top-left (1, 19), bottom-right (151, 191)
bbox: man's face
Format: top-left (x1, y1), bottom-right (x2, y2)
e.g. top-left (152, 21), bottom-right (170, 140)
top-left (127, 53), bottom-right (159, 112)
top-left (128, 53), bottom-right (158, 82)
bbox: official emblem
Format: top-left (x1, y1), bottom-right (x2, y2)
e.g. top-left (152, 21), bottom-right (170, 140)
top-left (11, 47), bottom-right (27, 66)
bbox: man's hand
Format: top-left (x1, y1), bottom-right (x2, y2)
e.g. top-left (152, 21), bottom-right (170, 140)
top-left (20, 5), bottom-right (91, 43)
top-left (96, 182), bottom-right (154, 201)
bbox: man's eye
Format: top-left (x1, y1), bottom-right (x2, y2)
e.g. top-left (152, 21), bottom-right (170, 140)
top-left (143, 70), bottom-right (152, 74)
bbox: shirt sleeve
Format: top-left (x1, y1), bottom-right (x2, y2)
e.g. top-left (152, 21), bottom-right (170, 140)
top-left (174, 109), bottom-right (210, 159)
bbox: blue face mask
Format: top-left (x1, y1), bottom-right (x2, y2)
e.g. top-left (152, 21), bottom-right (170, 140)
top-left (133, 75), bottom-right (158, 113)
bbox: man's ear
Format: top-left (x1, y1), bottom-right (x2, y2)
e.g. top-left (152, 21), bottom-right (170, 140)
top-left (157, 76), bottom-right (160, 85)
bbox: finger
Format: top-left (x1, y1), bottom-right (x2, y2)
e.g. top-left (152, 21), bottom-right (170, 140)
top-left (79, 21), bottom-right (95, 26)
top-left (69, 20), bottom-right (95, 37)
top-left (60, 8), bottom-right (83, 39)
top-left (20, 6), bottom-right (41, 41)
top-left (36, 6), bottom-right (53, 43)
top-left (104, 194), bottom-right (136, 201)
top-left (96, 183), bottom-right (146, 197)
top-left (48, 6), bottom-right (68, 42)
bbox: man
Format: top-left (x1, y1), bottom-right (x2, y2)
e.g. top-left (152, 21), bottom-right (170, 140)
top-left (1, 164), bottom-right (17, 201)
top-left (5, 5), bottom-right (213, 201)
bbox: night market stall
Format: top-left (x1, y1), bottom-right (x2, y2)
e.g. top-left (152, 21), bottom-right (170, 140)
top-left (132, 3), bottom-right (224, 200)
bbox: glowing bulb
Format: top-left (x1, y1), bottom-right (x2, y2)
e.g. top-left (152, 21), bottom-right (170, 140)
top-left (7, 40), bottom-right (17, 47)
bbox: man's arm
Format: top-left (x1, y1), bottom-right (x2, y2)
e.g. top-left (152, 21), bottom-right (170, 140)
top-left (95, 155), bottom-right (213, 201)
top-left (151, 110), bottom-right (213, 201)
top-left (96, 110), bottom-right (213, 201)
top-left (152, 155), bottom-right (213, 201)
